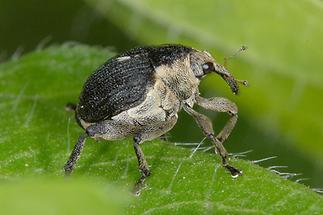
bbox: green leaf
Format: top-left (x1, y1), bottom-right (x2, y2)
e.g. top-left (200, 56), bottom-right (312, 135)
top-left (0, 45), bottom-right (322, 214)
top-left (85, 0), bottom-right (323, 163)
top-left (0, 178), bottom-right (128, 215)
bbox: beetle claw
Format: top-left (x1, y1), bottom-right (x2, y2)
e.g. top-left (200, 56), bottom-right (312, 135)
top-left (224, 165), bottom-right (243, 178)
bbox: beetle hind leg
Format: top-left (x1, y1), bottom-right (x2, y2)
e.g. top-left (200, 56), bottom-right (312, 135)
top-left (63, 122), bottom-right (111, 175)
top-left (64, 133), bottom-right (88, 175)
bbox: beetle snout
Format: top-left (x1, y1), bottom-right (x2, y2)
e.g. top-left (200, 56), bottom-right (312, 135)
top-left (213, 64), bottom-right (240, 94)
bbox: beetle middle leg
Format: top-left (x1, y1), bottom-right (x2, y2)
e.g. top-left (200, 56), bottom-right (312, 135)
top-left (132, 134), bottom-right (151, 195)
top-left (133, 134), bottom-right (151, 179)
top-left (183, 104), bottom-right (241, 177)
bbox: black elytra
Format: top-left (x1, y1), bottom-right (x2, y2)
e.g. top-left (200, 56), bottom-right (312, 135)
top-left (77, 44), bottom-right (193, 123)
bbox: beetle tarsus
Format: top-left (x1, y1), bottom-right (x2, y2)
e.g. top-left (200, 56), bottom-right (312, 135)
top-left (133, 175), bottom-right (148, 196)
top-left (224, 164), bottom-right (243, 178)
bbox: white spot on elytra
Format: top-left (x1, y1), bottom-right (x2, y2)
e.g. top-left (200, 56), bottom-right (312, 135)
top-left (116, 56), bottom-right (131, 62)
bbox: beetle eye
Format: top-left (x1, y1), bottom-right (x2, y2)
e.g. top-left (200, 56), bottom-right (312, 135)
top-left (202, 62), bottom-right (214, 73)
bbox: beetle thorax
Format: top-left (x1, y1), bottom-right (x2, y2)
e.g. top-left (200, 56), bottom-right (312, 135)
top-left (154, 55), bottom-right (199, 101)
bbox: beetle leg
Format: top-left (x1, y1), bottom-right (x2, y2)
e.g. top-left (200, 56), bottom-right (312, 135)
top-left (133, 135), bottom-right (151, 179)
top-left (196, 96), bottom-right (238, 145)
top-left (133, 134), bottom-right (151, 195)
top-left (64, 133), bottom-right (88, 175)
top-left (183, 104), bottom-right (241, 177)
top-left (64, 123), bottom-right (107, 175)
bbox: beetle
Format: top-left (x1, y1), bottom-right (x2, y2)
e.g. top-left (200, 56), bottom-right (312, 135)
top-left (64, 44), bottom-right (247, 181)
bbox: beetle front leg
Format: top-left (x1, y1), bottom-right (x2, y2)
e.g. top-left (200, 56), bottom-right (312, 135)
top-left (183, 105), bottom-right (242, 177)
top-left (196, 96), bottom-right (238, 145)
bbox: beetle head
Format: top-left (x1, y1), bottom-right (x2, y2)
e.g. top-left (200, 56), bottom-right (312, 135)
top-left (190, 50), bottom-right (247, 94)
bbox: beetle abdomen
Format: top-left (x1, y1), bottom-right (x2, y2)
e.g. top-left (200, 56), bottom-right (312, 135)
top-left (77, 54), bottom-right (155, 123)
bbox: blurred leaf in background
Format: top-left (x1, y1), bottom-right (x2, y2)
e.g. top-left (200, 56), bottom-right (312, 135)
top-left (0, 0), bottom-right (136, 60)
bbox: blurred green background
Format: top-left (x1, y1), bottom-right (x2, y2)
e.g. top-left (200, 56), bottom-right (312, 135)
top-left (1, 0), bottom-right (323, 213)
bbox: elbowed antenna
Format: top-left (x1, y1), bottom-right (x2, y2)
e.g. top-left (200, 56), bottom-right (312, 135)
top-left (224, 45), bottom-right (248, 68)
top-left (214, 45), bottom-right (248, 94)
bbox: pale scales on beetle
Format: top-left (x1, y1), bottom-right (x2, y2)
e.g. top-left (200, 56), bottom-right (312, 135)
top-left (64, 44), bottom-right (248, 185)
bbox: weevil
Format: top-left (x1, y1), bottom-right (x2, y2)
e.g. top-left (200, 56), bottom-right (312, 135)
top-left (64, 44), bottom-right (247, 181)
